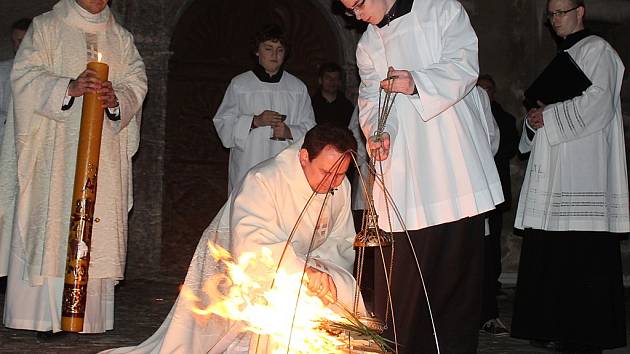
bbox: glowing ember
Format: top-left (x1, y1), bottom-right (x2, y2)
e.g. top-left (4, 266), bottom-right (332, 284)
top-left (181, 242), bottom-right (354, 353)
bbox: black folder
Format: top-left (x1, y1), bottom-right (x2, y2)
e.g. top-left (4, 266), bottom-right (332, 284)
top-left (523, 51), bottom-right (592, 109)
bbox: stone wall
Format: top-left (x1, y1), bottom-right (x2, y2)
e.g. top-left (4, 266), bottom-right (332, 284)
top-left (0, 2), bottom-right (54, 59)
top-left (111, 0), bottom-right (171, 279)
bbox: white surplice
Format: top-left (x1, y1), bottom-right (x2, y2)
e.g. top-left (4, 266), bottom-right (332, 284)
top-left (350, 86), bottom-right (498, 214)
top-left (101, 139), bottom-right (363, 354)
top-left (0, 0), bottom-right (147, 333)
top-left (356, 0), bottom-right (503, 232)
top-left (515, 35), bottom-right (629, 232)
top-left (213, 71), bottom-right (316, 193)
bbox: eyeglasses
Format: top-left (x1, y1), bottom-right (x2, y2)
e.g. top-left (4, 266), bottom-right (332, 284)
top-left (344, 0), bottom-right (366, 17)
top-left (546, 6), bottom-right (579, 20)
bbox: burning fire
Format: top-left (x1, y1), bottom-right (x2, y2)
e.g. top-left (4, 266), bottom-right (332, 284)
top-left (181, 242), bottom-right (352, 353)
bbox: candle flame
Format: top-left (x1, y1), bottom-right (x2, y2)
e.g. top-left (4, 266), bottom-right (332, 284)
top-left (97, 52), bottom-right (102, 62)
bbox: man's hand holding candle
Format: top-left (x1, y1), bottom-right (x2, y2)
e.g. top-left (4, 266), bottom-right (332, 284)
top-left (68, 68), bottom-right (100, 96)
top-left (97, 80), bottom-right (118, 109)
top-left (68, 68), bottom-right (117, 108)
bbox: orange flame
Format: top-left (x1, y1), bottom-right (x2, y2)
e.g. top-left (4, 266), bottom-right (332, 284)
top-left (181, 242), bottom-right (352, 353)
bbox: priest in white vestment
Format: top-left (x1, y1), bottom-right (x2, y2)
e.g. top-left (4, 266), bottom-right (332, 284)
top-left (512, 0), bottom-right (627, 351)
top-left (213, 24), bottom-right (316, 193)
top-left (341, 0), bottom-right (504, 352)
top-left (101, 125), bottom-right (364, 354)
top-left (0, 0), bottom-right (147, 334)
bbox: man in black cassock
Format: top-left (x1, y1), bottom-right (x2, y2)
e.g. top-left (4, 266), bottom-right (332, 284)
top-left (477, 74), bottom-right (518, 337)
top-left (311, 62), bottom-right (354, 129)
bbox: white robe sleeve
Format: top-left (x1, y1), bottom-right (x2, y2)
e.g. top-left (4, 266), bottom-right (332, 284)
top-left (11, 22), bottom-right (74, 131)
top-left (347, 107), bottom-right (370, 210)
top-left (408, 2), bottom-right (479, 121)
top-left (489, 111), bottom-right (500, 157)
top-left (478, 88), bottom-right (500, 156)
top-left (285, 87), bottom-right (315, 141)
top-left (542, 42), bottom-right (622, 146)
top-left (107, 32), bottom-right (147, 134)
top-left (356, 43), bottom-right (399, 143)
top-left (348, 107), bottom-right (367, 164)
top-left (518, 117), bottom-right (535, 154)
top-left (213, 80), bottom-right (255, 150)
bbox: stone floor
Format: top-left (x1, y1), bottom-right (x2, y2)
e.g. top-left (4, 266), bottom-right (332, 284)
top-left (1, 276), bottom-right (628, 353)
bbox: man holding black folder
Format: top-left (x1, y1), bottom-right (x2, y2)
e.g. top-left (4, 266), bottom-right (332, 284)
top-left (512, 0), bottom-right (627, 352)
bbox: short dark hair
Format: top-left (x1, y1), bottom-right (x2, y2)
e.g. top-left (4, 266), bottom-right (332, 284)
top-left (318, 62), bottom-right (343, 78)
top-left (253, 24), bottom-right (290, 55)
top-left (302, 125), bottom-right (357, 161)
top-left (477, 74), bottom-right (496, 88)
top-left (548, 0), bottom-right (585, 8)
top-left (12, 18), bottom-right (31, 32)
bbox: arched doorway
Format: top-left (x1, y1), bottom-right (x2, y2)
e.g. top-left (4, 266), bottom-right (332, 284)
top-left (162, 0), bottom-right (343, 275)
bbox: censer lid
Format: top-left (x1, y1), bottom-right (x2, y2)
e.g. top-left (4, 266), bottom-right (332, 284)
top-left (354, 213), bottom-right (392, 247)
